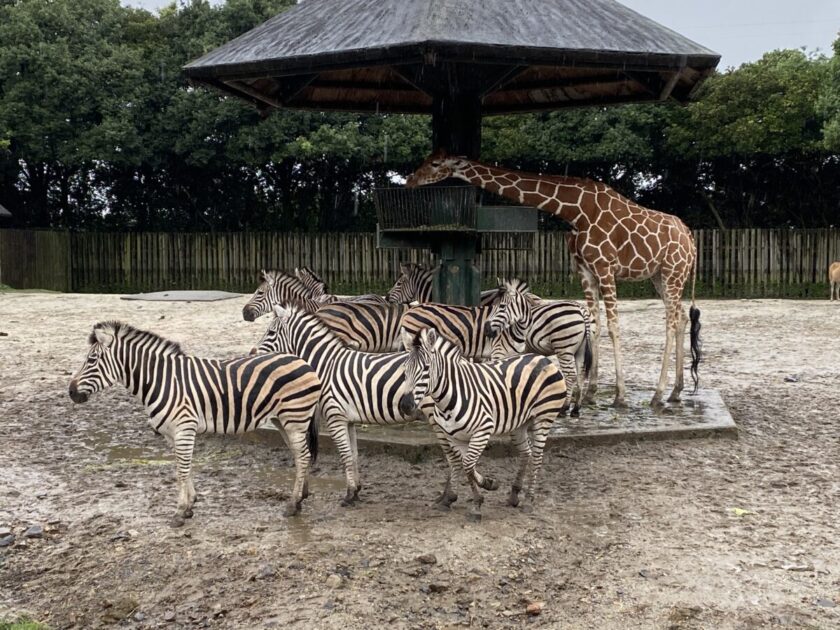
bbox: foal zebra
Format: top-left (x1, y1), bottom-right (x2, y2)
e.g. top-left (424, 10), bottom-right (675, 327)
top-left (68, 322), bottom-right (321, 525)
top-left (243, 270), bottom-right (321, 321)
top-left (254, 305), bottom-right (435, 506)
top-left (295, 266), bottom-right (387, 305)
top-left (484, 279), bottom-right (594, 416)
top-left (386, 262), bottom-right (505, 306)
top-left (398, 329), bottom-right (568, 521)
top-left (316, 301), bottom-right (409, 352)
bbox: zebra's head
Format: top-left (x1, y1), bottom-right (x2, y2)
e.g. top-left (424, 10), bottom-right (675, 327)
top-left (295, 266), bottom-right (328, 299)
top-left (69, 323), bottom-right (120, 404)
top-left (484, 278), bottom-right (534, 339)
top-left (405, 150), bottom-right (471, 188)
top-left (243, 270), bottom-right (278, 322)
top-left (398, 328), bottom-right (442, 417)
top-left (386, 263), bottom-right (426, 303)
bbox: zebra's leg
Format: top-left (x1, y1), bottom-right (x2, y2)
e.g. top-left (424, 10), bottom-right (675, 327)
top-left (270, 418), bottom-right (297, 469)
top-left (556, 351), bottom-right (579, 417)
top-left (433, 430), bottom-right (463, 511)
top-left (280, 421), bottom-right (311, 517)
top-left (462, 430), bottom-right (491, 522)
top-left (522, 419), bottom-right (552, 513)
top-left (348, 423), bottom-right (362, 492)
top-left (325, 417), bottom-right (359, 507)
top-left (170, 426), bottom-right (197, 527)
top-left (508, 426), bottom-right (531, 508)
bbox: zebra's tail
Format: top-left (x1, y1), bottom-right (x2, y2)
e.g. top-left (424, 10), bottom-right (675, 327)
top-left (689, 248), bottom-right (702, 394)
top-left (581, 305), bottom-right (593, 381)
top-left (307, 415), bottom-right (319, 465)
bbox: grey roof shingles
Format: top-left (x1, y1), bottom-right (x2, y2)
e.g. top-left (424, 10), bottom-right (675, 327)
top-left (185, 0), bottom-right (719, 77)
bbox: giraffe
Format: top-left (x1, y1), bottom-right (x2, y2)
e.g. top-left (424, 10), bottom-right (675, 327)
top-left (406, 150), bottom-right (701, 408)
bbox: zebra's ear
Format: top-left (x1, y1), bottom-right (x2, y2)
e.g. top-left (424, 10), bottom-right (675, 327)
top-left (496, 276), bottom-right (503, 288)
top-left (272, 304), bottom-right (291, 321)
top-left (261, 269), bottom-right (275, 285)
top-left (94, 327), bottom-right (114, 348)
top-left (399, 263), bottom-right (409, 275)
top-left (400, 330), bottom-right (415, 351)
top-left (422, 328), bottom-right (438, 349)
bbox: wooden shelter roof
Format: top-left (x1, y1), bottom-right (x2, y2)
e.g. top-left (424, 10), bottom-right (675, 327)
top-left (184, 0), bottom-right (720, 114)
top-left (0, 204), bottom-right (11, 218)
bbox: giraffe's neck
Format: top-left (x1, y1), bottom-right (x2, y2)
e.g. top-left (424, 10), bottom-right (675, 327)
top-left (451, 160), bottom-right (592, 227)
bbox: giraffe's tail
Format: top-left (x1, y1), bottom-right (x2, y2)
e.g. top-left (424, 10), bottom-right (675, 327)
top-left (688, 246), bottom-right (701, 393)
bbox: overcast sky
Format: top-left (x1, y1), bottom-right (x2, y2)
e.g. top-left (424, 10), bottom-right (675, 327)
top-left (123, 0), bottom-right (839, 69)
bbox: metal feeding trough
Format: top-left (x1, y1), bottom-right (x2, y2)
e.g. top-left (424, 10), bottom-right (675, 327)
top-left (375, 186), bottom-right (538, 304)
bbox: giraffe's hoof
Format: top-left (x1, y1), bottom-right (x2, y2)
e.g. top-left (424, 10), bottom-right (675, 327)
top-left (667, 393), bottom-right (683, 404)
top-left (481, 478), bottom-right (500, 491)
top-left (650, 396), bottom-right (665, 409)
top-left (611, 398), bottom-right (628, 410)
top-left (169, 515), bottom-right (185, 528)
top-left (466, 509), bottom-right (482, 522)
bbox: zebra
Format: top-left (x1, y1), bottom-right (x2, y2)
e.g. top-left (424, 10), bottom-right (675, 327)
top-left (316, 301), bottom-right (410, 352)
top-left (398, 328), bottom-right (568, 521)
top-left (386, 262), bottom-right (506, 306)
top-left (254, 304), bottom-right (436, 506)
top-left (68, 322), bottom-right (322, 525)
top-left (484, 279), bottom-right (594, 416)
top-left (243, 270), bottom-right (322, 321)
top-left (295, 266), bottom-right (388, 305)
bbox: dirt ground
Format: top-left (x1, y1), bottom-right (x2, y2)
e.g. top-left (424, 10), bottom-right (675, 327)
top-left (1, 292), bottom-right (838, 629)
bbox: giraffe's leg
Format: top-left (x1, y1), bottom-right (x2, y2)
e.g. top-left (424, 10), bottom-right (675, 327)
top-left (170, 425), bottom-right (197, 527)
top-left (652, 306), bottom-right (676, 408)
top-left (462, 430), bottom-right (491, 522)
top-left (668, 303), bottom-right (688, 403)
top-left (508, 426), bottom-right (531, 508)
top-left (579, 268), bottom-right (601, 404)
top-left (599, 273), bottom-right (626, 408)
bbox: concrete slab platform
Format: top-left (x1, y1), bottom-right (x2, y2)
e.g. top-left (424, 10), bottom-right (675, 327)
top-left (250, 388), bottom-right (737, 461)
top-left (121, 290), bottom-right (243, 302)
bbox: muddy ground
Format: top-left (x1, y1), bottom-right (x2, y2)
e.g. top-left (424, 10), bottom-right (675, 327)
top-left (1, 293), bottom-right (838, 629)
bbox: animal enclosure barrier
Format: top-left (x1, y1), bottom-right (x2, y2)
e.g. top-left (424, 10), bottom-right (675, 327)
top-left (1, 228), bottom-right (838, 298)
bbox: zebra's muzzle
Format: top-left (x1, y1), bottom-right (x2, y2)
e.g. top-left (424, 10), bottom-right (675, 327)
top-left (483, 322), bottom-right (498, 339)
top-left (242, 307), bottom-right (258, 322)
top-left (398, 393), bottom-right (417, 417)
top-left (68, 381), bottom-right (89, 404)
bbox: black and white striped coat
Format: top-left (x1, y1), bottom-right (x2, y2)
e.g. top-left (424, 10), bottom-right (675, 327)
top-left (484, 279), bottom-right (594, 416)
top-left (398, 328), bottom-right (568, 520)
top-left (243, 269), bottom-right (322, 321)
top-left (386, 263), bottom-right (504, 306)
top-left (255, 305), bottom-right (436, 506)
top-left (316, 302), bottom-right (410, 352)
top-left (68, 322), bottom-right (321, 524)
top-left (295, 266), bottom-right (388, 306)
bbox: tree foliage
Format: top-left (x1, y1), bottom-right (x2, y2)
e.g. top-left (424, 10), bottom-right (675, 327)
top-left (0, 0), bottom-right (838, 231)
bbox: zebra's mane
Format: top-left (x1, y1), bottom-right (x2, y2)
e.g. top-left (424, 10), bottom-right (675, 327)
top-left (414, 328), bottom-right (463, 361)
top-left (278, 303), bottom-right (348, 347)
top-left (89, 321), bottom-right (185, 356)
top-left (501, 277), bottom-right (530, 295)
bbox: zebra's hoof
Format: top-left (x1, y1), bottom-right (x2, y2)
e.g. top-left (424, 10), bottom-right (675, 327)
top-left (466, 510), bottom-right (482, 523)
top-left (521, 503), bottom-right (534, 514)
top-left (284, 503), bottom-right (301, 517)
top-left (481, 478), bottom-right (500, 491)
top-left (340, 495), bottom-right (356, 508)
top-left (169, 515), bottom-right (185, 528)
top-left (507, 493), bottom-right (520, 508)
top-left (433, 501), bottom-right (451, 512)
top-left (183, 508), bottom-right (194, 519)
top-left (570, 407), bottom-right (580, 418)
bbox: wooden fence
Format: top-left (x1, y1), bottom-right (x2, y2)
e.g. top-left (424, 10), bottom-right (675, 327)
top-left (2, 228), bottom-right (839, 298)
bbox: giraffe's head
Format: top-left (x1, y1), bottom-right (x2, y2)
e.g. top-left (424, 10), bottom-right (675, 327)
top-left (405, 150), bottom-right (470, 188)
